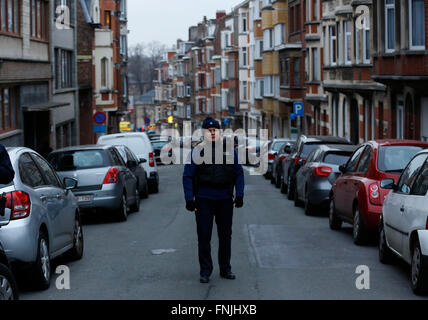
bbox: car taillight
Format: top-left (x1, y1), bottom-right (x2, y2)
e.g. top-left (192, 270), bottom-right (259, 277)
top-left (149, 153), bottom-right (155, 167)
top-left (369, 183), bottom-right (381, 205)
top-left (103, 168), bottom-right (118, 184)
top-left (313, 166), bottom-right (333, 178)
top-left (3, 191), bottom-right (31, 220)
top-left (268, 154), bottom-right (276, 161)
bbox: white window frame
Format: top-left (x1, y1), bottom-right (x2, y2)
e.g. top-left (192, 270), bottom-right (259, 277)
top-left (385, 0), bottom-right (395, 53)
top-left (363, 21), bottom-right (370, 63)
top-left (329, 25), bottom-right (337, 66)
top-left (344, 20), bottom-right (352, 65)
top-left (242, 81), bottom-right (248, 101)
top-left (264, 75), bottom-right (274, 97)
top-left (409, 0), bottom-right (426, 50)
top-left (242, 13), bottom-right (247, 33)
top-left (274, 24), bottom-right (286, 47)
top-left (242, 47), bottom-right (248, 66)
top-left (263, 29), bottom-right (273, 50)
top-left (255, 39), bottom-right (263, 59)
top-left (312, 48), bottom-right (319, 81)
top-left (355, 24), bottom-right (359, 64)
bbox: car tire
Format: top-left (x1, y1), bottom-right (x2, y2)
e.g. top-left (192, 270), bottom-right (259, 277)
top-left (117, 193), bottom-right (128, 222)
top-left (150, 180), bottom-right (159, 194)
top-left (141, 179), bottom-right (149, 199)
top-left (0, 263), bottom-right (19, 300)
top-left (353, 204), bottom-right (369, 245)
top-left (32, 231), bottom-right (51, 290)
top-left (329, 199), bottom-right (342, 230)
top-left (304, 190), bottom-right (314, 216)
top-left (270, 173), bottom-right (275, 184)
top-left (379, 222), bottom-right (394, 264)
top-left (280, 174), bottom-right (287, 194)
top-left (130, 187), bottom-right (140, 213)
top-left (294, 184), bottom-right (303, 207)
top-left (411, 240), bottom-right (428, 295)
top-left (275, 172), bottom-right (281, 189)
top-left (287, 176), bottom-right (295, 200)
top-left (65, 213), bottom-right (84, 262)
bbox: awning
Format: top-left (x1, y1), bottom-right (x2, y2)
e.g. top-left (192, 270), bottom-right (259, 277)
top-left (22, 101), bottom-right (69, 112)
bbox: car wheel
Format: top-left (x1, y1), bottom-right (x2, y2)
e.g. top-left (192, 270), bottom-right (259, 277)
top-left (270, 173), bottom-right (275, 185)
top-left (353, 205), bottom-right (368, 245)
top-left (411, 241), bottom-right (428, 295)
top-left (130, 187), bottom-right (140, 213)
top-left (294, 184), bottom-right (303, 207)
top-left (65, 213), bottom-right (84, 261)
top-left (32, 231), bottom-right (51, 290)
top-left (379, 222), bottom-right (394, 264)
top-left (275, 172), bottom-right (281, 188)
top-left (150, 180), bottom-right (159, 194)
top-left (304, 190), bottom-right (314, 216)
top-left (141, 179), bottom-right (149, 199)
top-left (287, 176), bottom-right (295, 200)
top-left (280, 174), bottom-right (287, 194)
top-left (0, 263), bottom-right (19, 300)
top-left (117, 193), bottom-right (128, 222)
top-left (329, 199), bottom-right (342, 230)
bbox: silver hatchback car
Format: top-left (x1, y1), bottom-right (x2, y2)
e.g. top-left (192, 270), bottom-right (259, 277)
top-left (0, 147), bottom-right (83, 290)
top-left (47, 145), bottom-right (140, 221)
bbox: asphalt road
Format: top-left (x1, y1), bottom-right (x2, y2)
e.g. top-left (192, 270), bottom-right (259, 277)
top-left (20, 164), bottom-right (426, 300)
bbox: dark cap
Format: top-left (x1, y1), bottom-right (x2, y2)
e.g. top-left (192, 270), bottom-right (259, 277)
top-left (202, 117), bottom-right (220, 129)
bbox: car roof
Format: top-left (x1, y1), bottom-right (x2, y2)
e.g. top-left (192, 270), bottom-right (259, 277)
top-left (366, 139), bottom-right (428, 148)
top-left (316, 144), bottom-right (358, 152)
top-left (50, 145), bottom-right (113, 153)
top-left (300, 135), bottom-right (352, 144)
top-left (98, 132), bottom-right (149, 139)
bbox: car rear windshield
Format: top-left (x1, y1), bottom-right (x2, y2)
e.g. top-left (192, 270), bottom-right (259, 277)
top-left (272, 141), bottom-right (285, 152)
top-left (378, 146), bottom-right (424, 172)
top-left (48, 150), bottom-right (109, 171)
top-left (151, 141), bottom-right (169, 149)
top-left (323, 152), bottom-right (352, 166)
top-left (300, 144), bottom-right (321, 159)
top-left (101, 137), bottom-right (147, 155)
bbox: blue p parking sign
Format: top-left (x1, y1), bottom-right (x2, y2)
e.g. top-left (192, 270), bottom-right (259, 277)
top-left (293, 102), bottom-right (304, 117)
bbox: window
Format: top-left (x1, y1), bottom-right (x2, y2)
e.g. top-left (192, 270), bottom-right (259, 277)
top-left (378, 145), bottom-right (423, 173)
top-left (30, 0), bottom-right (47, 40)
top-left (293, 58), bottom-right (300, 87)
top-left (329, 25), bottom-right (336, 65)
top-left (0, 87), bottom-right (18, 132)
top-left (120, 35), bottom-right (127, 55)
top-left (345, 146), bottom-right (365, 173)
top-left (32, 154), bottom-right (62, 188)
top-left (101, 57), bottom-right (109, 89)
top-left (242, 47), bottom-right (248, 66)
top-left (19, 153), bottom-right (45, 188)
top-left (55, 49), bottom-right (73, 89)
top-left (385, 0), bottom-right (395, 52)
top-left (0, 0), bottom-right (19, 35)
top-left (280, 58), bottom-right (290, 86)
top-left (255, 39), bottom-right (263, 59)
top-left (274, 24), bottom-right (286, 46)
top-left (263, 29), bottom-right (273, 50)
top-left (104, 10), bottom-right (111, 29)
top-left (409, 0), bottom-right (425, 49)
top-left (336, 22), bottom-right (341, 64)
top-left (264, 75), bottom-right (274, 97)
top-left (186, 85), bottom-right (191, 97)
top-left (397, 154), bottom-right (428, 194)
top-left (411, 160), bottom-right (428, 196)
top-left (242, 81), bottom-right (248, 101)
top-left (312, 48), bottom-right (319, 81)
top-left (363, 22), bottom-right (370, 63)
top-left (344, 21), bottom-right (352, 64)
top-left (241, 13), bottom-right (247, 33)
top-left (355, 147), bottom-right (372, 173)
top-left (255, 79), bottom-right (264, 99)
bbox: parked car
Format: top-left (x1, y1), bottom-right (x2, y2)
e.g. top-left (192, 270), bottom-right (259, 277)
top-left (329, 140), bottom-right (428, 245)
top-left (0, 241), bottom-right (19, 300)
top-left (294, 144), bottom-right (356, 215)
top-left (0, 147), bottom-right (83, 290)
top-left (266, 139), bottom-right (295, 180)
top-left (48, 145), bottom-right (140, 222)
top-left (271, 141), bottom-right (295, 188)
top-left (149, 134), bottom-right (161, 142)
top-left (114, 145), bottom-right (149, 199)
top-left (151, 140), bottom-right (173, 165)
top-left (98, 133), bottom-right (159, 193)
top-left (379, 149), bottom-right (428, 294)
top-left (281, 135), bottom-right (352, 198)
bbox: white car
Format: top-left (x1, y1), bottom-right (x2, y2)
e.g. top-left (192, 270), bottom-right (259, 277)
top-left (98, 133), bottom-right (159, 193)
top-left (379, 149), bottom-right (428, 295)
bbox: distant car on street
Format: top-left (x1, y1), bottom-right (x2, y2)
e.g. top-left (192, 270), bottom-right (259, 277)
top-left (329, 140), bottom-right (428, 245)
top-left (379, 149), bottom-right (428, 294)
top-left (0, 147), bottom-right (83, 290)
top-left (48, 145), bottom-right (140, 222)
top-left (266, 139), bottom-right (294, 179)
top-left (151, 140), bottom-right (173, 165)
top-left (271, 141), bottom-right (295, 188)
top-left (294, 144), bottom-right (356, 215)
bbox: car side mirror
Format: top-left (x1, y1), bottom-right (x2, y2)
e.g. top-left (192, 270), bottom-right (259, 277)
top-left (339, 164), bottom-right (346, 174)
top-left (380, 179), bottom-right (397, 190)
top-left (139, 158), bottom-right (147, 164)
top-left (64, 177), bottom-right (78, 190)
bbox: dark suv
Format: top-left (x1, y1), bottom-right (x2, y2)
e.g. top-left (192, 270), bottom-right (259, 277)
top-left (280, 135), bottom-right (353, 200)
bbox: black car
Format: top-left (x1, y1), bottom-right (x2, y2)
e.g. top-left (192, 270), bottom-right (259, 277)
top-left (0, 241), bottom-right (19, 300)
top-left (151, 140), bottom-right (173, 165)
top-left (271, 141), bottom-right (295, 188)
top-left (280, 135), bottom-right (353, 199)
top-left (294, 144), bottom-right (356, 215)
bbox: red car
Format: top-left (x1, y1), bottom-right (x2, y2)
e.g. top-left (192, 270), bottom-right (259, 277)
top-left (329, 140), bottom-right (428, 245)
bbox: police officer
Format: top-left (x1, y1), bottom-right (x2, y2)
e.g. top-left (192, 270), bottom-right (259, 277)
top-left (183, 117), bottom-right (244, 284)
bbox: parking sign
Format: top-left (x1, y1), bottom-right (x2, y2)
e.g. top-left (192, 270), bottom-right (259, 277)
top-left (293, 102), bottom-right (304, 117)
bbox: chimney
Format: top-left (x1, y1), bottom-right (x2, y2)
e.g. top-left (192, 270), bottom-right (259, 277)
top-left (216, 10), bottom-right (226, 20)
top-left (203, 16), bottom-right (207, 24)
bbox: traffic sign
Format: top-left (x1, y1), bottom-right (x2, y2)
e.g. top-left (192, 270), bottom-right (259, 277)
top-left (93, 125), bottom-right (106, 133)
top-left (293, 102), bottom-right (304, 117)
top-left (144, 117), bottom-right (151, 125)
top-left (290, 113), bottom-right (297, 121)
top-left (93, 111), bottom-right (107, 125)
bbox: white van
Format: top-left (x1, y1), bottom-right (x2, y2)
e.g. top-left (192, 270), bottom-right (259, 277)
top-left (97, 133), bottom-right (159, 193)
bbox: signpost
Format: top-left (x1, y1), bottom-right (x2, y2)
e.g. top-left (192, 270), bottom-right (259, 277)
top-left (293, 102), bottom-right (304, 117)
top-left (93, 111), bottom-right (107, 134)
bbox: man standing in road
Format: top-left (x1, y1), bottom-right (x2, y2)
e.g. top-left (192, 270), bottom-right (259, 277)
top-left (183, 117), bottom-right (245, 284)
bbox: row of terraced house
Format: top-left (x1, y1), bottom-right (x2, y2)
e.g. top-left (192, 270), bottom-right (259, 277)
top-left (154, 0), bottom-right (428, 143)
top-left (0, 0), bottom-right (129, 156)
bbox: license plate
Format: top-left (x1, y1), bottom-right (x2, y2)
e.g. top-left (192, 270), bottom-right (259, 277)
top-left (77, 195), bottom-right (93, 202)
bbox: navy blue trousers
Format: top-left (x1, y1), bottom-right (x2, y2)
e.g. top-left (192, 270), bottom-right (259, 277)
top-left (195, 197), bottom-right (234, 277)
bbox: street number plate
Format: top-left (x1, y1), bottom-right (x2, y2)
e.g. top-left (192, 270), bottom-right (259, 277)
top-left (77, 195), bottom-right (93, 202)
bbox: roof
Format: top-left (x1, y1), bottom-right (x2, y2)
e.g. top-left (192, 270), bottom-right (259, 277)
top-left (136, 90), bottom-right (155, 103)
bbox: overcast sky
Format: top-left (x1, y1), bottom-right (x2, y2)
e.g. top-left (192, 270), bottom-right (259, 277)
top-left (127, 0), bottom-right (242, 49)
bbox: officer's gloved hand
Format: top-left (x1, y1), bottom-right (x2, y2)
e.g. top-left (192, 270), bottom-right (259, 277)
top-left (234, 196), bottom-right (243, 208)
top-left (186, 200), bottom-right (196, 212)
